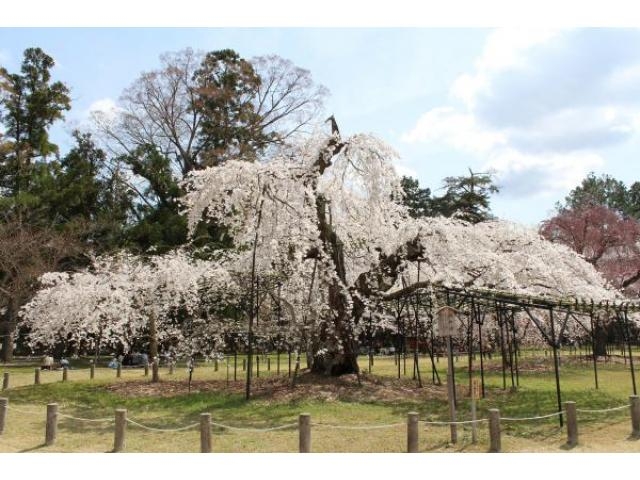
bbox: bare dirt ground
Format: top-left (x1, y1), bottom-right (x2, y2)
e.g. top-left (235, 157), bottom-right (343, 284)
top-left (105, 370), bottom-right (449, 402)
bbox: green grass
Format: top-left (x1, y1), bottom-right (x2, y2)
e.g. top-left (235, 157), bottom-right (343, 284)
top-left (1, 353), bottom-right (639, 453)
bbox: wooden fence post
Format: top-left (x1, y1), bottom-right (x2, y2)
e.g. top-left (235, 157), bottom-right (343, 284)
top-left (565, 401), bottom-right (578, 446)
top-left (489, 408), bottom-right (501, 452)
top-left (45, 403), bottom-right (58, 446)
top-left (34, 368), bottom-right (40, 385)
top-left (144, 362), bottom-right (149, 377)
top-left (299, 413), bottom-right (311, 453)
top-left (200, 413), bottom-right (212, 453)
top-left (0, 398), bottom-right (7, 435)
top-left (62, 367), bottom-right (68, 382)
top-left (407, 411), bottom-right (419, 453)
top-left (214, 359), bottom-right (218, 372)
top-left (114, 408), bottom-right (127, 452)
top-left (2, 372), bottom-right (9, 390)
top-left (169, 362), bottom-right (175, 375)
top-left (90, 365), bottom-right (95, 380)
top-left (631, 395), bottom-right (640, 438)
top-left (116, 363), bottom-right (122, 378)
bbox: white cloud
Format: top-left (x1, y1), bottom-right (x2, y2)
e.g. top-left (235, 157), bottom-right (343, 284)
top-left (451, 28), bottom-right (560, 109)
top-left (402, 107), bottom-right (505, 153)
top-left (486, 148), bottom-right (604, 197)
top-left (87, 98), bottom-right (118, 119)
top-left (72, 97), bottom-right (120, 132)
top-left (403, 29), bottom-right (640, 200)
top-left (393, 160), bottom-right (418, 180)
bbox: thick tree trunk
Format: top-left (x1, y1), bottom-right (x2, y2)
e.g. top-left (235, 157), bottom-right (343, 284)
top-left (593, 320), bottom-right (608, 357)
top-left (307, 134), bottom-right (360, 376)
top-left (1, 324), bottom-right (14, 363)
top-left (149, 311), bottom-right (158, 359)
top-left (1, 299), bottom-right (17, 363)
top-left (306, 127), bottom-right (422, 376)
top-left (311, 351), bottom-right (359, 375)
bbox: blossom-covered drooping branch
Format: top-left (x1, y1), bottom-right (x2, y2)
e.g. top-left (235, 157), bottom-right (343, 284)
top-left (20, 252), bottom-right (243, 357)
top-left (21, 126), bottom-right (626, 369)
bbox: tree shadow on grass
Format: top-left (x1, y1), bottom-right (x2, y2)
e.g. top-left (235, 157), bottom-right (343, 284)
top-left (559, 442), bottom-right (576, 451)
top-left (19, 443), bottom-right (45, 452)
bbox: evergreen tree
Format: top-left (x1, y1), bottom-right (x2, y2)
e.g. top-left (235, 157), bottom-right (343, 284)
top-left (400, 176), bottom-right (432, 218)
top-left (0, 47), bottom-right (71, 201)
top-left (561, 173), bottom-right (630, 215)
top-left (432, 169), bottom-right (499, 223)
top-left (193, 49), bottom-right (273, 166)
top-left (48, 131), bottom-right (131, 251)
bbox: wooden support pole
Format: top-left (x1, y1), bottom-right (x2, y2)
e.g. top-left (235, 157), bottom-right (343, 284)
top-left (2, 372), bottom-right (9, 390)
top-left (407, 412), bottom-right (419, 453)
top-left (34, 368), bottom-right (40, 385)
top-left (114, 408), bottom-right (127, 452)
top-left (565, 401), bottom-right (578, 447)
top-left (62, 367), bottom-right (68, 382)
top-left (200, 413), bottom-right (212, 453)
top-left (90, 365), bottom-right (95, 380)
top-left (169, 363), bottom-right (175, 375)
top-left (116, 363), bottom-right (122, 378)
top-left (299, 413), bottom-right (311, 453)
top-left (631, 395), bottom-right (640, 438)
top-left (45, 403), bottom-right (58, 446)
top-left (446, 337), bottom-right (457, 444)
top-left (489, 408), bottom-right (501, 453)
top-left (144, 363), bottom-right (149, 377)
top-left (0, 397), bottom-right (7, 435)
top-left (471, 395), bottom-right (478, 444)
top-left (214, 359), bottom-right (218, 372)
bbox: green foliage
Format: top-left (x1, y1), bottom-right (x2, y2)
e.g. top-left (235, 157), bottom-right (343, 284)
top-left (400, 176), bottom-right (432, 218)
top-left (50, 131), bottom-right (130, 251)
top-left (400, 171), bottom-right (499, 223)
top-left (114, 144), bottom-right (186, 252)
top-left (0, 48), bottom-right (71, 197)
top-left (193, 49), bottom-right (275, 166)
top-left (431, 170), bottom-right (499, 224)
top-left (561, 172), bottom-right (636, 216)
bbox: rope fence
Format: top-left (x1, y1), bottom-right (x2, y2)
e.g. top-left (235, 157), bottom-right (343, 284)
top-left (312, 422), bottom-right (404, 430)
top-left (576, 405), bottom-right (630, 413)
top-left (57, 413), bottom-right (114, 423)
top-left (209, 420), bottom-right (298, 432)
top-left (422, 418), bottom-right (489, 425)
top-left (501, 411), bottom-right (564, 421)
top-left (126, 418), bottom-right (199, 432)
top-left (1, 395), bottom-right (639, 452)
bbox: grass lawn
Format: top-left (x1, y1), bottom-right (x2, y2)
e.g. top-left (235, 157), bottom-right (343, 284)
top-left (1, 353), bottom-right (639, 453)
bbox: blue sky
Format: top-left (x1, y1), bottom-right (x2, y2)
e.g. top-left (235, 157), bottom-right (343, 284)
top-left (2, 26), bottom-right (640, 226)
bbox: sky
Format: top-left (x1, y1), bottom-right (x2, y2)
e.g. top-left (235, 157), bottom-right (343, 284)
top-left (2, 5), bottom-right (640, 228)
